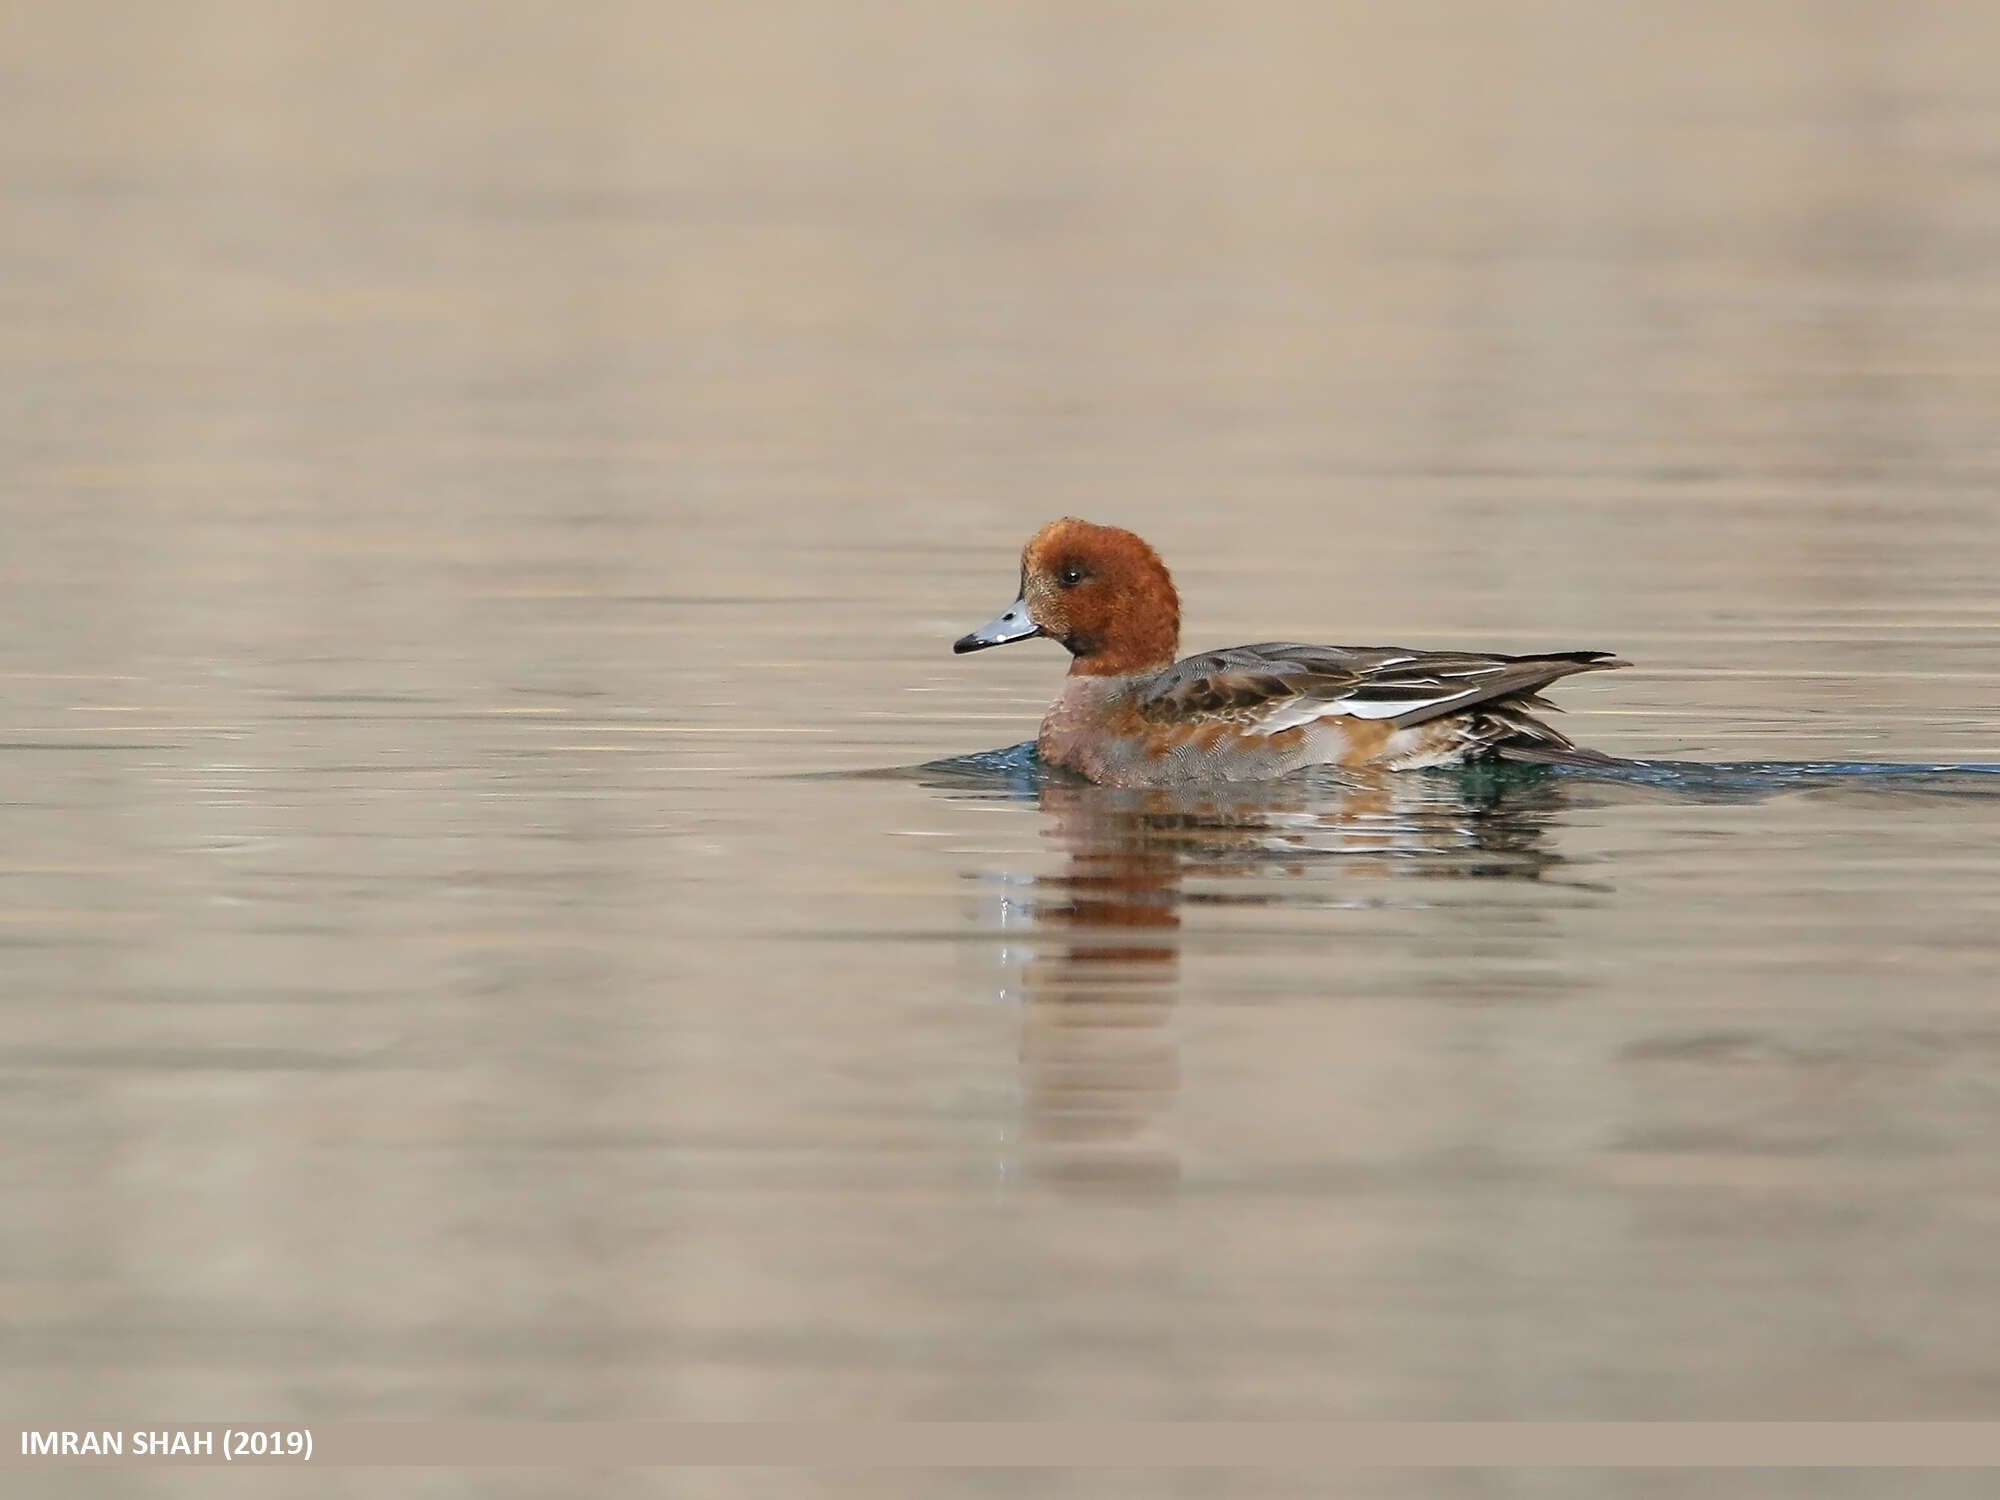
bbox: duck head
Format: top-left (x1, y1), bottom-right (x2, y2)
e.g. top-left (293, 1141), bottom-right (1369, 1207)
top-left (954, 519), bottom-right (1182, 676)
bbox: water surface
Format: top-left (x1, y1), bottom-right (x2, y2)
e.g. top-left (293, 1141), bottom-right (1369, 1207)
top-left (6, 2), bottom-right (2000, 1496)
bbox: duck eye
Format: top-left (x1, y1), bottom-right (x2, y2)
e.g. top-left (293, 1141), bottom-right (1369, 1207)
top-left (1057, 563), bottom-right (1087, 588)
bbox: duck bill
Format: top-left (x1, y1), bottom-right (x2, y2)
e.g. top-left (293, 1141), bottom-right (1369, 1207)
top-left (953, 598), bottom-right (1042, 654)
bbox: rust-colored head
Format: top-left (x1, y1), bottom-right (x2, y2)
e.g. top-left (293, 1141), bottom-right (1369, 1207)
top-left (953, 519), bottom-right (1181, 676)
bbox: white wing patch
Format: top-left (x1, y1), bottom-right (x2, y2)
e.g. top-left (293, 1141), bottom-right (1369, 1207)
top-left (1256, 686), bottom-right (1479, 731)
top-left (1325, 689), bottom-right (1481, 721)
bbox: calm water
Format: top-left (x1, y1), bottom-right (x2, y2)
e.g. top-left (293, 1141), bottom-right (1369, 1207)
top-left (7, 2), bottom-right (2000, 1496)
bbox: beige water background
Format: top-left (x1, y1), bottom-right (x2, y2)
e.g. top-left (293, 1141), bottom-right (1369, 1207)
top-left (6, 3), bottom-right (2000, 1496)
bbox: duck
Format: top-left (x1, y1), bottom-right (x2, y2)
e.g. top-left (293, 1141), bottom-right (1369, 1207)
top-left (953, 518), bottom-right (1628, 786)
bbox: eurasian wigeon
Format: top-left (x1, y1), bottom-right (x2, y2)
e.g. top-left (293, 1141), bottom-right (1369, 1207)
top-left (954, 519), bottom-right (1628, 786)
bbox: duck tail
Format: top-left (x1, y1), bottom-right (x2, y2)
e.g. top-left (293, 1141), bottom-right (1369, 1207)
top-left (1477, 701), bottom-right (1633, 769)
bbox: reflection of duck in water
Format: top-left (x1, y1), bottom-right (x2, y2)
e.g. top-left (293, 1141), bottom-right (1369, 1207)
top-left (1042, 767), bottom-right (1572, 891)
top-left (954, 519), bottom-right (1628, 786)
top-left (1012, 784), bottom-right (1183, 1184)
top-left (972, 768), bottom-right (1576, 1185)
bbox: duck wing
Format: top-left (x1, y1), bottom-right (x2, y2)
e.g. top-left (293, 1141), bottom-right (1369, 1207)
top-left (1136, 643), bottom-right (1627, 734)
